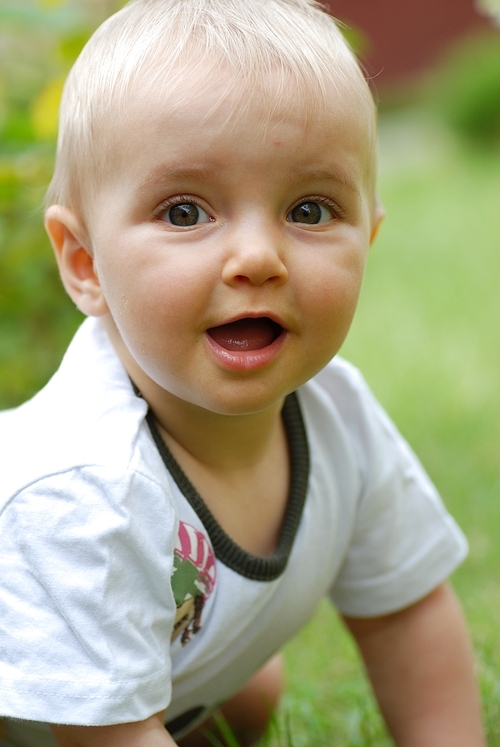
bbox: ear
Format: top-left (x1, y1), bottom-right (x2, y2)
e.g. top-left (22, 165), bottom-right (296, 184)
top-left (369, 197), bottom-right (385, 246)
top-left (45, 205), bottom-right (109, 317)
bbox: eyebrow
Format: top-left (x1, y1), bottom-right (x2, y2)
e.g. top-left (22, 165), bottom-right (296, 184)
top-left (138, 163), bottom-right (216, 192)
top-left (290, 167), bottom-right (361, 195)
top-left (137, 163), bottom-right (360, 195)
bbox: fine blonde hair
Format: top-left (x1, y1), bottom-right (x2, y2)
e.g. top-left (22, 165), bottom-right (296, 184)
top-left (46, 0), bottom-right (376, 215)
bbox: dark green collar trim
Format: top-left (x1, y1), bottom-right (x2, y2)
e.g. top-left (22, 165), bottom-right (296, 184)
top-left (146, 393), bottom-right (309, 582)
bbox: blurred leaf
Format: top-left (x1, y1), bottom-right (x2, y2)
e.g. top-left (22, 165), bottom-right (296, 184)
top-left (2, 111), bottom-right (35, 146)
top-left (422, 32), bottom-right (500, 147)
top-left (340, 24), bottom-right (370, 59)
top-left (38, 0), bottom-right (67, 8)
top-left (31, 77), bottom-right (65, 140)
top-left (0, 4), bottom-right (84, 31)
top-left (58, 31), bottom-right (91, 62)
top-left (0, 76), bottom-right (6, 131)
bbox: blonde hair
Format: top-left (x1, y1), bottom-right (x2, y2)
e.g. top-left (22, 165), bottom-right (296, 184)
top-left (46, 0), bottom-right (376, 215)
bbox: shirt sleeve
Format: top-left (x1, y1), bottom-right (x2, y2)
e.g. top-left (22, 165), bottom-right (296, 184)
top-left (326, 361), bottom-right (468, 617)
top-left (0, 465), bottom-right (178, 725)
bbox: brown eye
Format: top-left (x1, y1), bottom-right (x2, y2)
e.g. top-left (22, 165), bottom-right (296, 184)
top-left (168, 203), bottom-right (201, 226)
top-left (287, 201), bottom-right (333, 224)
top-left (163, 202), bottom-right (211, 227)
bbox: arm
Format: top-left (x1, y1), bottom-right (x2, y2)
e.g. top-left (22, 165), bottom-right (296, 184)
top-left (342, 582), bottom-right (484, 747)
top-left (50, 710), bottom-right (177, 747)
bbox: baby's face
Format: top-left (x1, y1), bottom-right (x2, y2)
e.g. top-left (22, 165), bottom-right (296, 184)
top-left (85, 70), bottom-right (381, 417)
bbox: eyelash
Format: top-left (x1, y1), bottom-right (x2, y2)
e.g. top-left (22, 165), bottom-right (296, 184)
top-left (291, 196), bottom-right (343, 220)
top-left (153, 195), bottom-right (344, 223)
top-left (153, 195), bottom-right (212, 221)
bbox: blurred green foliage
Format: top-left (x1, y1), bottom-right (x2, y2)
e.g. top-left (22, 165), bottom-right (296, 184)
top-left (423, 31), bottom-right (500, 147)
top-left (0, 0), bottom-right (122, 408)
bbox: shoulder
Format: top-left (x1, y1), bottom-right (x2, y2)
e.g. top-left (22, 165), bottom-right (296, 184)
top-left (298, 357), bottom-right (451, 504)
top-left (298, 357), bottom-right (391, 475)
top-left (0, 319), bottom-right (165, 509)
top-left (305, 356), bottom-right (380, 417)
top-left (304, 361), bottom-right (468, 616)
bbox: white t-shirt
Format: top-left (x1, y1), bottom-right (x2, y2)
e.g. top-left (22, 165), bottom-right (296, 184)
top-left (0, 318), bottom-right (467, 745)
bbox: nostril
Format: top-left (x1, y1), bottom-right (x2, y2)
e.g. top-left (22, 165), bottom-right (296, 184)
top-left (222, 242), bottom-right (288, 286)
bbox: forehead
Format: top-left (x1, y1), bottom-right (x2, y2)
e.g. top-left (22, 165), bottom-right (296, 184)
top-left (100, 64), bottom-right (376, 198)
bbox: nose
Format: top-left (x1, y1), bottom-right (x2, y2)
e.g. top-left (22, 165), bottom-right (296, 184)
top-left (221, 221), bottom-right (289, 287)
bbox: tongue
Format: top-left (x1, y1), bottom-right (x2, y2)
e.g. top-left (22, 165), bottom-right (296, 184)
top-left (208, 318), bottom-right (279, 351)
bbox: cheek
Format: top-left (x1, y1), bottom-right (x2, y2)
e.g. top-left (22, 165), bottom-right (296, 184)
top-left (97, 244), bottom-right (205, 328)
top-left (310, 287), bottom-right (359, 355)
top-left (301, 247), bottom-right (366, 327)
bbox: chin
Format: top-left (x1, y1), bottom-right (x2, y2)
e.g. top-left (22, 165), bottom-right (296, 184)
top-left (196, 387), bottom-right (289, 418)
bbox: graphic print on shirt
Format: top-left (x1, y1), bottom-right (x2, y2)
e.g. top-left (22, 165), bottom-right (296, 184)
top-left (171, 521), bottom-right (217, 645)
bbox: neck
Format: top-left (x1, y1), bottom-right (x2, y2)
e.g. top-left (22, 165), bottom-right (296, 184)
top-left (151, 390), bottom-right (285, 471)
top-left (102, 316), bottom-right (286, 469)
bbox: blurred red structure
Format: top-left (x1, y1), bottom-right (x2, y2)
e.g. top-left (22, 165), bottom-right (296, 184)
top-left (328, 0), bottom-right (491, 86)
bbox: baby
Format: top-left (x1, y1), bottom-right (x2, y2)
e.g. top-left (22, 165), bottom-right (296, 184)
top-left (0, 1), bottom-right (485, 745)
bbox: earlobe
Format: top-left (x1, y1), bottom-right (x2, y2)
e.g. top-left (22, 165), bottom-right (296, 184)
top-left (45, 205), bottom-right (109, 317)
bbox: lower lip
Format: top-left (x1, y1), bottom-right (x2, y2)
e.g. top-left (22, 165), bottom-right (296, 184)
top-left (205, 330), bottom-right (288, 372)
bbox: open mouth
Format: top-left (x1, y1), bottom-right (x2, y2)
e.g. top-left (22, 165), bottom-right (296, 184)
top-left (207, 317), bottom-right (283, 351)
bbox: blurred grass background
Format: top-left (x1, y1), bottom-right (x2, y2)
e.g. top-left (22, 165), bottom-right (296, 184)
top-left (1, 1), bottom-right (500, 744)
